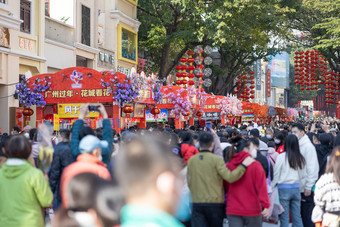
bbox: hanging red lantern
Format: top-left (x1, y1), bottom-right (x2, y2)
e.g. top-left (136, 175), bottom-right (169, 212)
top-left (196, 109), bottom-right (204, 118)
top-left (151, 107), bottom-right (161, 116)
top-left (250, 71), bottom-right (255, 75)
top-left (122, 105), bottom-right (134, 118)
top-left (180, 57), bottom-right (188, 63)
top-left (187, 73), bottom-right (195, 79)
top-left (182, 111), bottom-right (190, 117)
top-left (196, 73), bottom-right (204, 78)
top-left (187, 51), bottom-right (194, 56)
top-left (175, 80), bottom-right (182, 85)
top-left (176, 65), bottom-right (183, 71)
top-left (187, 65), bottom-right (195, 71)
top-left (23, 108), bottom-right (34, 116)
top-left (188, 80), bottom-right (195, 86)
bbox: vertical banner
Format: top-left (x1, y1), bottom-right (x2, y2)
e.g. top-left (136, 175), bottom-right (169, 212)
top-left (54, 114), bottom-right (60, 131)
top-left (266, 69), bottom-right (271, 98)
top-left (254, 59), bottom-right (262, 90)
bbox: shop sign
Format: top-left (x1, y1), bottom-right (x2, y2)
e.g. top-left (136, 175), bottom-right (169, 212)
top-left (57, 103), bottom-right (100, 118)
top-left (195, 112), bottom-right (221, 120)
top-left (0, 26), bottom-right (10, 48)
top-left (19, 38), bottom-right (33, 50)
top-left (254, 59), bottom-right (261, 90)
top-left (54, 114), bottom-right (60, 131)
top-left (146, 109), bottom-right (168, 122)
top-left (133, 104), bottom-right (145, 118)
top-left (242, 114), bottom-right (254, 122)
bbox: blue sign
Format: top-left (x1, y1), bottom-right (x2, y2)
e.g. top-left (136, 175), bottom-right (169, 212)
top-left (267, 52), bottom-right (289, 88)
top-left (146, 109), bottom-right (168, 122)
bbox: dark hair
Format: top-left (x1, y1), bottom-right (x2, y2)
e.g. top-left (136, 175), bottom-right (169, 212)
top-left (319, 133), bottom-right (332, 146)
top-left (267, 141), bottom-right (275, 148)
top-left (292, 123), bottom-right (305, 132)
top-left (0, 135), bottom-right (12, 157)
top-left (248, 137), bottom-right (259, 147)
top-left (198, 132), bottom-right (214, 149)
top-left (95, 128), bottom-right (103, 140)
top-left (13, 126), bottom-right (20, 133)
top-left (326, 146), bottom-right (340, 184)
top-left (225, 137), bottom-right (250, 162)
top-left (4, 136), bottom-right (31, 159)
top-left (64, 173), bottom-right (123, 227)
top-left (29, 128), bottom-right (37, 141)
top-left (335, 134), bottom-right (340, 147)
top-left (189, 126), bottom-right (196, 131)
top-left (250, 129), bottom-right (260, 138)
top-left (59, 129), bottom-right (71, 140)
top-left (284, 135), bottom-right (306, 170)
top-left (274, 131), bottom-right (285, 147)
top-left (78, 126), bottom-right (95, 141)
top-left (179, 132), bottom-right (193, 145)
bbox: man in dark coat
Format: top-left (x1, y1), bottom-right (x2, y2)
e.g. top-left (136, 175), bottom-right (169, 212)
top-left (48, 129), bottom-right (73, 209)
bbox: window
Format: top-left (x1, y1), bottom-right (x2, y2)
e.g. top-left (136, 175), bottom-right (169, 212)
top-left (45, 0), bottom-right (50, 16)
top-left (81, 5), bottom-right (90, 46)
top-left (20, 0), bottom-right (31, 33)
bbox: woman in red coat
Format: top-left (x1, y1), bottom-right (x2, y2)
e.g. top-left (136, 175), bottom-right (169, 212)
top-left (178, 132), bottom-right (199, 164)
top-left (224, 137), bottom-right (270, 227)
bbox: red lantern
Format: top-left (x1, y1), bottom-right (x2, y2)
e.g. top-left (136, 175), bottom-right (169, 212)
top-left (176, 73), bottom-right (183, 78)
top-left (196, 73), bottom-right (204, 78)
top-left (188, 65), bottom-right (195, 71)
top-left (151, 107), bottom-right (161, 116)
top-left (196, 110), bottom-right (204, 118)
top-left (187, 73), bottom-right (195, 79)
top-left (188, 80), bottom-right (195, 86)
top-left (175, 80), bottom-right (182, 85)
top-left (122, 105), bottom-right (134, 118)
top-left (180, 57), bottom-right (188, 63)
top-left (187, 51), bottom-right (194, 56)
top-left (250, 71), bottom-right (255, 75)
top-left (187, 58), bottom-right (195, 63)
top-left (23, 108), bottom-right (34, 117)
top-left (182, 111), bottom-right (190, 117)
top-left (176, 65), bottom-right (182, 71)
top-left (227, 113), bottom-right (233, 118)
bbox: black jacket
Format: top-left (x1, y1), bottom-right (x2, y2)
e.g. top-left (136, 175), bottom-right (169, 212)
top-left (48, 142), bottom-right (73, 202)
top-left (315, 144), bottom-right (332, 178)
top-left (256, 151), bottom-right (274, 180)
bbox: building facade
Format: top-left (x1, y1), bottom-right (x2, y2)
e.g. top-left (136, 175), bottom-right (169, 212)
top-left (0, 0), bottom-right (140, 133)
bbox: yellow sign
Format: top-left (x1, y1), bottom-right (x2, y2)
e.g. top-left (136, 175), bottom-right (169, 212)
top-left (54, 114), bottom-right (60, 131)
top-left (57, 103), bottom-right (100, 118)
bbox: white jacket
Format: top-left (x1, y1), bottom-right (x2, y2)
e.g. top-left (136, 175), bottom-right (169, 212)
top-left (271, 153), bottom-right (306, 191)
top-left (299, 134), bottom-right (319, 191)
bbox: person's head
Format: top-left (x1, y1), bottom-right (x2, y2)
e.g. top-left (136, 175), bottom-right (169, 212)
top-left (326, 146), bottom-right (340, 184)
top-left (265, 128), bottom-right (274, 140)
top-left (284, 135), bottom-right (305, 170)
top-left (225, 136), bottom-right (250, 162)
top-left (319, 133), bottom-right (332, 146)
top-left (61, 173), bottom-right (123, 227)
top-left (179, 132), bottom-right (193, 145)
top-left (4, 136), bottom-right (31, 159)
top-left (330, 128), bottom-right (337, 137)
top-left (29, 128), bottom-right (37, 142)
top-left (248, 137), bottom-right (259, 158)
top-left (120, 131), bottom-right (137, 144)
top-left (12, 126), bottom-right (20, 135)
top-left (79, 135), bottom-right (108, 160)
top-left (95, 128), bottom-right (103, 140)
top-left (291, 123), bottom-right (305, 140)
top-left (249, 129), bottom-right (260, 139)
top-left (313, 134), bottom-right (320, 145)
top-left (0, 134), bottom-right (12, 157)
top-left (274, 131), bottom-right (284, 146)
top-left (59, 129), bottom-right (71, 143)
top-left (115, 136), bottom-right (183, 215)
top-left (79, 126), bottom-right (95, 141)
top-left (198, 132), bottom-right (214, 152)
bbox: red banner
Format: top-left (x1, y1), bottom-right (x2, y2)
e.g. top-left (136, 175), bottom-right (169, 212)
top-left (266, 69), bottom-right (271, 98)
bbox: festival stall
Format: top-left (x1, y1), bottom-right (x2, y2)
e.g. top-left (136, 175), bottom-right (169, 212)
top-left (16, 67), bottom-right (161, 132)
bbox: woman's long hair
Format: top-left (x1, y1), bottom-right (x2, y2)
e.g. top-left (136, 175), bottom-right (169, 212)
top-left (326, 146), bottom-right (340, 184)
top-left (225, 136), bottom-right (250, 162)
top-left (284, 135), bottom-right (306, 170)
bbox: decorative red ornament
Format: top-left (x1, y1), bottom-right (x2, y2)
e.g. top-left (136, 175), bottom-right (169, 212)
top-left (187, 51), bottom-right (194, 56)
top-left (187, 65), bottom-right (195, 71)
top-left (196, 73), bottom-right (204, 78)
top-left (175, 80), bottom-right (182, 85)
top-left (176, 73), bottom-right (183, 78)
top-left (182, 111), bottom-right (190, 117)
top-left (250, 95), bottom-right (255, 99)
top-left (151, 107), bottom-right (161, 116)
top-left (23, 108), bottom-right (34, 116)
top-left (176, 65), bottom-right (183, 71)
top-left (122, 105), bottom-right (134, 118)
top-left (196, 109), bottom-right (204, 118)
top-left (188, 80), bottom-right (195, 86)
top-left (180, 58), bottom-right (188, 63)
top-left (250, 71), bottom-right (255, 75)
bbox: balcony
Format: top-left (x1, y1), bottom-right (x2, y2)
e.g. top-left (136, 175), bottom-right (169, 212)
top-left (45, 16), bottom-right (74, 46)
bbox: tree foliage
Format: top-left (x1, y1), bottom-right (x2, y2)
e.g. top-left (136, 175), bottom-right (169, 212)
top-left (138, 0), bottom-right (291, 94)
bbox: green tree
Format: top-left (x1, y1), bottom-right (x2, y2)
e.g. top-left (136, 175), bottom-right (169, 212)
top-left (138, 0), bottom-right (292, 94)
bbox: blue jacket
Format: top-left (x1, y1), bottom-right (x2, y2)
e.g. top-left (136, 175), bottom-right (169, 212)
top-left (70, 119), bottom-right (113, 165)
top-left (48, 142), bottom-right (73, 204)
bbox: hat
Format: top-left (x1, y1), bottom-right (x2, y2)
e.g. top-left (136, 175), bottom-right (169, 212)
top-left (330, 128), bottom-right (337, 132)
top-left (79, 135), bottom-right (108, 154)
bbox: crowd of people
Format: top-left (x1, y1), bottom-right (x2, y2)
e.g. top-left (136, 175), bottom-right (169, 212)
top-left (0, 103), bottom-right (340, 227)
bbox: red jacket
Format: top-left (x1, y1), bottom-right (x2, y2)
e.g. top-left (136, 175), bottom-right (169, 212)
top-left (276, 145), bottom-right (284, 154)
top-left (224, 151), bottom-right (270, 216)
top-left (181, 143), bottom-right (199, 164)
